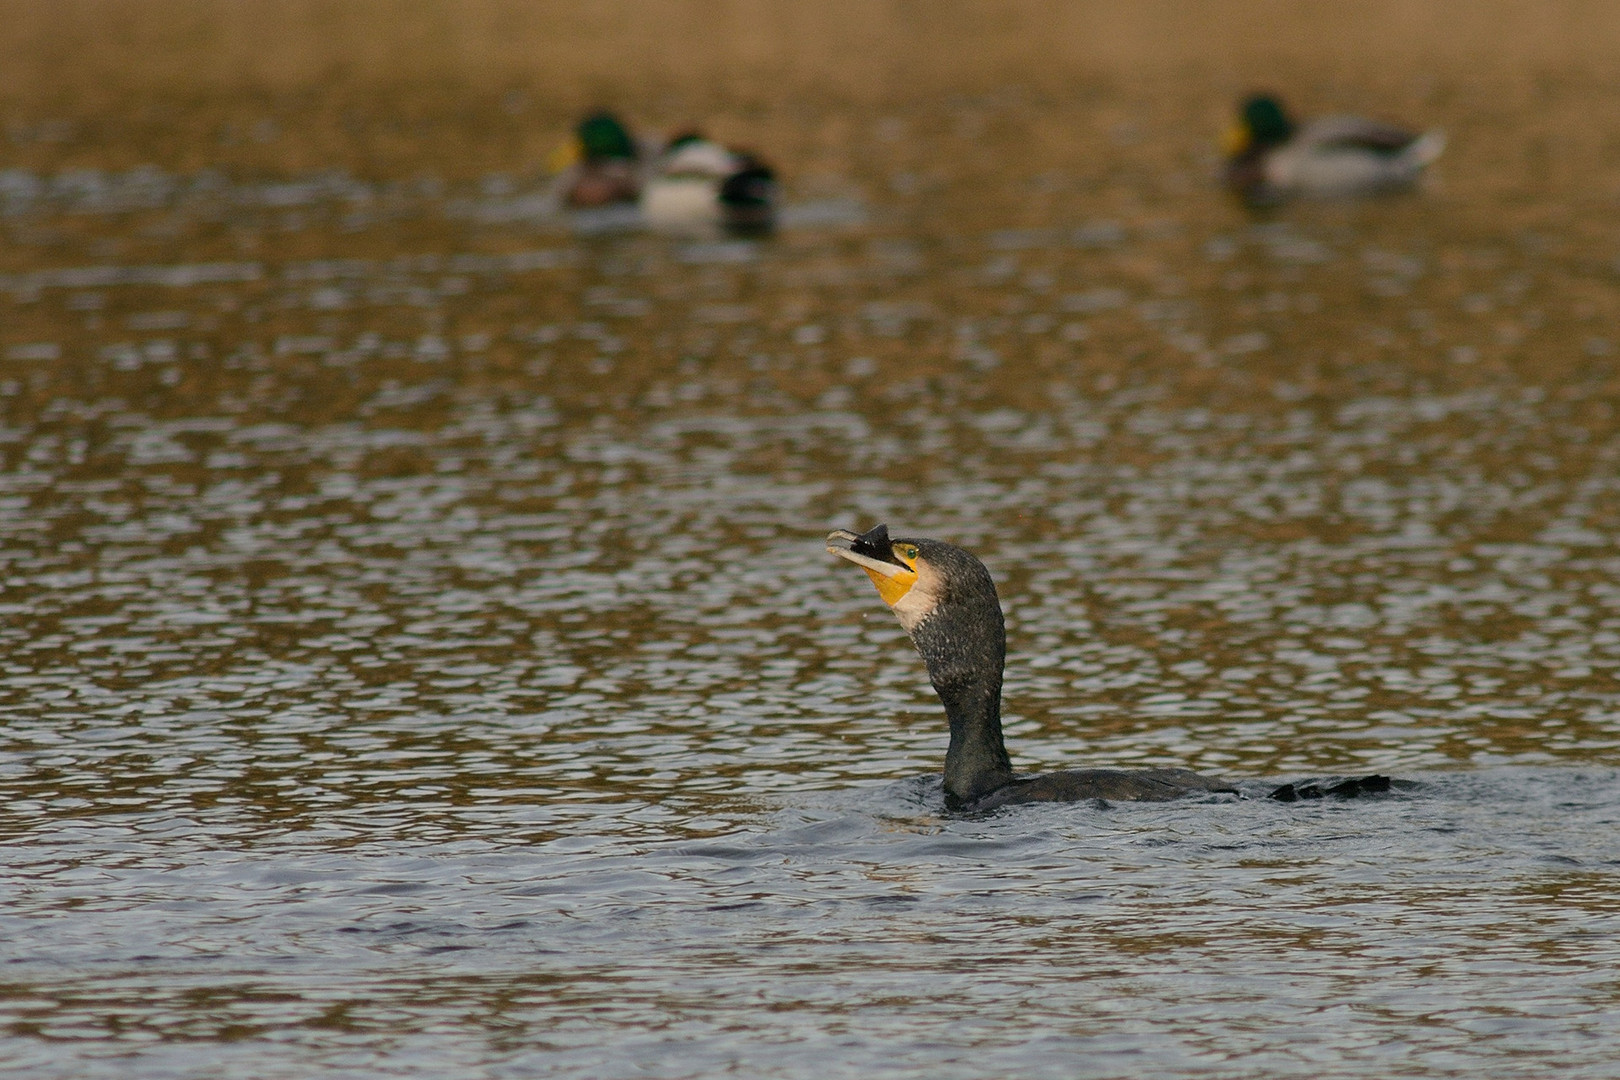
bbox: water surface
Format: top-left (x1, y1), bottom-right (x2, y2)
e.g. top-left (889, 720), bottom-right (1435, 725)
top-left (3, 86), bottom-right (1620, 1078)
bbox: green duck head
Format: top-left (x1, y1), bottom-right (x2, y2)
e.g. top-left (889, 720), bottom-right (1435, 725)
top-left (577, 112), bottom-right (636, 162)
top-left (1239, 95), bottom-right (1295, 149)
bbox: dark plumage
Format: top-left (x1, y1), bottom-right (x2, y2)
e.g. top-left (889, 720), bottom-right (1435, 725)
top-left (827, 524), bottom-right (1390, 813)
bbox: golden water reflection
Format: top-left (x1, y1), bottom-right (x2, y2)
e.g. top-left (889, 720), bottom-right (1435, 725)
top-left (4, 5), bottom-right (1620, 1076)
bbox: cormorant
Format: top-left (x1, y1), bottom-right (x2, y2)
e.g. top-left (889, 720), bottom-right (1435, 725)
top-left (827, 523), bottom-right (1390, 812)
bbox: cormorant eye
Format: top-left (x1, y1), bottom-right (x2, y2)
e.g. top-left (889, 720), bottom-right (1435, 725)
top-left (897, 544), bottom-right (919, 562)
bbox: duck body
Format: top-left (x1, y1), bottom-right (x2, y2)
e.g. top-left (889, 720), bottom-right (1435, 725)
top-left (641, 134), bottom-right (777, 236)
top-left (1224, 95), bottom-right (1445, 205)
top-left (828, 524), bottom-right (1387, 813)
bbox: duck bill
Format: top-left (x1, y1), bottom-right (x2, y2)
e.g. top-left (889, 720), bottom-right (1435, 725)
top-left (546, 138), bottom-right (583, 174)
top-left (1221, 123), bottom-right (1252, 158)
top-left (827, 525), bottom-right (918, 606)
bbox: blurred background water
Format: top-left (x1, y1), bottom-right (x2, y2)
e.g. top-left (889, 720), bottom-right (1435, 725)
top-left (3, 2), bottom-right (1620, 1077)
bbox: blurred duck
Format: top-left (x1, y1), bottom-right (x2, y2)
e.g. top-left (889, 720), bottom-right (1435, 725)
top-left (549, 111), bottom-right (646, 208)
top-left (1223, 94), bottom-right (1446, 205)
top-left (640, 132), bottom-right (777, 236)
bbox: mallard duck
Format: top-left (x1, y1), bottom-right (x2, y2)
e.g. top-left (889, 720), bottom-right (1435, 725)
top-left (548, 111), bottom-right (646, 209)
top-left (640, 132), bottom-right (777, 236)
top-left (1223, 94), bottom-right (1446, 205)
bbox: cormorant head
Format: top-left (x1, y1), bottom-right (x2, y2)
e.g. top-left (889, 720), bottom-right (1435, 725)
top-left (827, 524), bottom-right (999, 638)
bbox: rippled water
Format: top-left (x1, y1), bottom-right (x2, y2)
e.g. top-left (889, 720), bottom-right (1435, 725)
top-left (4, 92), bottom-right (1620, 1077)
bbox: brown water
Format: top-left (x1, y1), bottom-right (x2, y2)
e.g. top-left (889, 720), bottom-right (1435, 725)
top-left (4, 66), bottom-right (1620, 1078)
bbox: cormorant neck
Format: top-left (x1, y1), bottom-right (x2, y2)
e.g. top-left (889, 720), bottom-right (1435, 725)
top-left (937, 666), bottom-right (1013, 809)
top-left (907, 597), bottom-right (1013, 809)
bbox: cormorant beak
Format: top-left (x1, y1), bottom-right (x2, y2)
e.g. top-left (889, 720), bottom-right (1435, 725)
top-left (826, 524), bottom-right (920, 606)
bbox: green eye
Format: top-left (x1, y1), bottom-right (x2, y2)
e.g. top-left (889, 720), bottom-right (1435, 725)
top-left (898, 544), bottom-right (919, 561)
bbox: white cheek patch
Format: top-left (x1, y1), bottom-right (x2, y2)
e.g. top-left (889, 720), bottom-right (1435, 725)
top-left (890, 567), bottom-right (941, 633)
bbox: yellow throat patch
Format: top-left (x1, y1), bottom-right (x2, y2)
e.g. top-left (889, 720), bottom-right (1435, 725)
top-left (827, 531), bottom-right (921, 608)
top-left (863, 558), bottom-right (918, 607)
